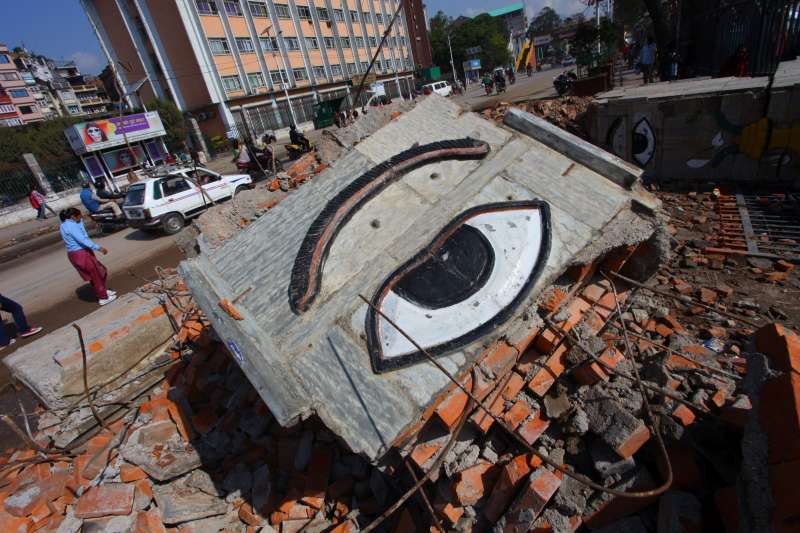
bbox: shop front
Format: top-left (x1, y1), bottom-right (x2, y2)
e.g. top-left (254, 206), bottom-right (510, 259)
top-left (64, 111), bottom-right (169, 187)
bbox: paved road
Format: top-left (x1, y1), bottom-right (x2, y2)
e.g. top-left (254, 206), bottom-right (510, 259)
top-left (453, 66), bottom-right (568, 111)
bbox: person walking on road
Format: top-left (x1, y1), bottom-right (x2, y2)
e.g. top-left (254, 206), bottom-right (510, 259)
top-left (639, 36), bottom-right (657, 84)
top-left (29, 186), bottom-right (56, 220)
top-left (59, 208), bottom-right (117, 306)
top-left (0, 295), bottom-right (43, 349)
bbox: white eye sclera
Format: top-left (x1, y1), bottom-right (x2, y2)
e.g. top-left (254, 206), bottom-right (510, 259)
top-left (366, 200), bottom-right (551, 374)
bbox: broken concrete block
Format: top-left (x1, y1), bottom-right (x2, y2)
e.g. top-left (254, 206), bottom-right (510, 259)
top-left (120, 421), bottom-right (201, 481)
top-left (584, 389), bottom-right (650, 459)
top-left (152, 481), bottom-right (228, 525)
top-left (4, 293), bottom-right (177, 409)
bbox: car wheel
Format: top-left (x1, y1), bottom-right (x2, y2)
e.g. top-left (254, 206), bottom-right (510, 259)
top-left (162, 213), bottom-right (184, 235)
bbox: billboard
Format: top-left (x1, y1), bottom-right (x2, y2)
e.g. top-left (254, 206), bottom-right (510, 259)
top-left (463, 59), bottom-right (481, 71)
top-left (65, 111), bottom-right (166, 154)
top-left (101, 146), bottom-right (146, 174)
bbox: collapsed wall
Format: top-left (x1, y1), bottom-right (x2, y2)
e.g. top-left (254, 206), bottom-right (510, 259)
top-left (179, 94), bottom-right (663, 462)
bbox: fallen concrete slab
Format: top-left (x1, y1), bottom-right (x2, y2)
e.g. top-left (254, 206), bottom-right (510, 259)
top-left (4, 292), bottom-right (179, 410)
top-left (180, 94), bottom-right (661, 460)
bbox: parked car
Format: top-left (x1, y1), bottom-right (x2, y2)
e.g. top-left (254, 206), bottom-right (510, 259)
top-left (122, 166), bottom-right (252, 234)
top-left (562, 56), bottom-right (576, 66)
top-left (422, 81), bottom-right (453, 97)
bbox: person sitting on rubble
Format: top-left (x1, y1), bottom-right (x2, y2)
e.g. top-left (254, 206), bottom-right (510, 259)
top-left (289, 125), bottom-right (310, 151)
top-left (80, 179), bottom-right (123, 218)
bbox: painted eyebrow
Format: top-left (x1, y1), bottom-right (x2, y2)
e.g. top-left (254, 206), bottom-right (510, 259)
top-left (288, 138), bottom-right (491, 315)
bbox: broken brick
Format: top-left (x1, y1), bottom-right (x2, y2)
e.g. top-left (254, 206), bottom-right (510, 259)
top-left (452, 461), bottom-right (498, 506)
top-left (698, 287), bottom-right (718, 305)
top-left (775, 259), bottom-right (795, 272)
top-left (528, 345), bottom-right (568, 397)
top-left (438, 502), bottom-right (464, 526)
top-left (119, 464), bottom-right (148, 483)
top-left (501, 468), bottom-right (561, 532)
top-left (133, 508), bottom-right (167, 533)
top-left (503, 400), bottom-right (532, 430)
top-left (410, 441), bottom-right (443, 468)
top-left (540, 288), bottom-right (568, 314)
top-left (672, 403), bottom-right (696, 426)
top-left (765, 271), bottom-right (789, 282)
top-left (434, 386), bottom-right (470, 430)
top-left (482, 454), bottom-right (532, 523)
top-left (75, 483), bottom-right (134, 519)
top-left (518, 410), bottom-right (550, 446)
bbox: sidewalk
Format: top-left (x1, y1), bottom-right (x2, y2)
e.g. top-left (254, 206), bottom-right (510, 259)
top-left (0, 216), bottom-right (64, 264)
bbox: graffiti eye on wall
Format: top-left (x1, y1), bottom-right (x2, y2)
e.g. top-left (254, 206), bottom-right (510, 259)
top-left (632, 118), bottom-right (656, 166)
top-left (365, 201), bottom-right (551, 373)
top-left (606, 116), bottom-right (626, 158)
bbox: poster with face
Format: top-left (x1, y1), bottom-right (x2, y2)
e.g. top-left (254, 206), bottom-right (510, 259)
top-left (83, 122), bottom-right (109, 144)
top-left (102, 146), bottom-right (145, 173)
top-left (66, 112), bottom-right (166, 154)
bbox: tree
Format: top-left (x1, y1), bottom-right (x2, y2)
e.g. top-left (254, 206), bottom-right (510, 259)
top-left (528, 7), bottom-right (561, 37)
top-left (429, 12), bottom-right (513, 79)
top-left (147, 98), bottom-right (188, 151)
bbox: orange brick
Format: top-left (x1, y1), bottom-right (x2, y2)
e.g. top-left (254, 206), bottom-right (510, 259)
top-left (434, 385), bottom-right (470, 430)
top-left (0, 513), bottom-right (32, 533)
top-left (330, 520), bottom-right (357, 533)
top-left (502, 468), bottom-right (561, 530)
top-left (439, 503), bottom-right (464, 526)
top-left (616, 425), bottom-right (651, 459)
top-left (502, 373), bottom-right (526, 401)
top-left (540, 288), bottom-right (567, 314)
top-left (503, 401), bottom-right (531, 430)
top-left (672, 404), bottom-right (696, 426)
top-left (518, 410), bottom-right (549, 446)
top-left (482, 455), bottom-right (532, 522)
top-left (776, 259), bottom-right (795, 272)
top-left (119, 464), bottom-right (147, 483)
top-left (452, 461), bottom-right (498, 506)
top-left (75, 483), bottom-right (134, 519)
top-left (571, 361), bottom-right (609, 385)
top-left (133, 509), bottom-right (167, 533)
top-left (482, 342), bottom-right (519, 376)
top-left (410, 441), bottom-right (442, 468)
top-left (528, 345), bottom-right (568, 397)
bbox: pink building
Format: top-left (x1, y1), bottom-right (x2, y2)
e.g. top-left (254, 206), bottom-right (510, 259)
top-left (0, 44), bottom-right (44, 126)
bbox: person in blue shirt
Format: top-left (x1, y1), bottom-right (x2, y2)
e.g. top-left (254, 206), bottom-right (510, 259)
top-left (59, 208), bottom-right (116, 306)
top-left (80, 180), bottom-right (123, 218)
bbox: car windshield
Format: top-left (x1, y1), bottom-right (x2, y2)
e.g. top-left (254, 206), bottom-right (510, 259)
top-left (125, 184), bottom-right (146, 206)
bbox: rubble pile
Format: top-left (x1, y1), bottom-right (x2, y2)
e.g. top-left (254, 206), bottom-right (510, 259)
top-left (481, 97), bottom-right (592, 138)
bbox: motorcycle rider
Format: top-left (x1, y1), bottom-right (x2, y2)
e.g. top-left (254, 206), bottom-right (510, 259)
top-left (80, 179), bottom-right (123, 218)
top-left (506, 67), bottom-right (516, 84)
top-left (289, 125), bottom-right (311, 152)
top-left (482, 73), bottom-right (493, 94)
top-left (493, 69), bottom-right (506, 92)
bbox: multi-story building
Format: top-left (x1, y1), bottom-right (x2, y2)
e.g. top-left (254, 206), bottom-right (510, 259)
top-left (487, 3), bottom-right (528, 62)
top-left (52, 60), bottom-right (111, 116)
top-left (402, 0), bottom-right (431, 68)
top-left (80, 0), bottom-right (415, 137)
top-left (0, 44), bottom-right (45, 126)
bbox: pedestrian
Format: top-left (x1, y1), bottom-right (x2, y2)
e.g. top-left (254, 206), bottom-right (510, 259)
top-left (59, 208), bottom-right (116, 306)
top-left (639, 35), bottom-right (657, 84)
top-left (720, 45), bottom-right (749, 77)
top-left (29, 185), bottom-right (56, 220)
top-left (0, 295), bottom-right (43, 349)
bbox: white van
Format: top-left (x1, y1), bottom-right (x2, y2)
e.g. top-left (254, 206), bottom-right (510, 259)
top-left (423, 81), bottom-right (453, 97)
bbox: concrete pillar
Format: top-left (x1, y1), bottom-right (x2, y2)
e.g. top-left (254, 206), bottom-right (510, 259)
top-left (188, 118), bottom-right (210, 156)
top-left (23, 153), bottom-right (55, 197)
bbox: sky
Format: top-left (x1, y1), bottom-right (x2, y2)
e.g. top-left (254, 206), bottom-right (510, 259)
top-left (0, 0), bottom-right (105, 74)
top-left (0, 0), bottom-right (588, 76)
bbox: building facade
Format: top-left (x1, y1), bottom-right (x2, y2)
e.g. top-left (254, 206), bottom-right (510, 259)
top-left (80, 0), bottom-right (416, 138)
top-left (0, 45), bottom-right (45, 126)
top-left (403, 0), bottom-right (432, 68)
top-left (487, 3), bottom-right (527, 63)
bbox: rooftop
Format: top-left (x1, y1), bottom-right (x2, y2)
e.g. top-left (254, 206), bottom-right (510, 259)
top-left (486, 3), bottom-right (524, 17)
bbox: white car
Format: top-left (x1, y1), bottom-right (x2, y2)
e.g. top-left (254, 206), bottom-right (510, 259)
top-left (423, 81), bottom-right (453, 97)
top-left (122, 166), bottom-right (252, 234)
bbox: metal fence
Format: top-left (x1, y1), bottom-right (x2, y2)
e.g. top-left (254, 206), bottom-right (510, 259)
top-left (684, 0), bottom-right (800, 77)
top-left (0, 156), bottom-right (84, 209)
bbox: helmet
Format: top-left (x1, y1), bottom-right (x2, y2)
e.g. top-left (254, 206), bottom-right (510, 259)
top-left (289, 124), bottom-right (296, 132)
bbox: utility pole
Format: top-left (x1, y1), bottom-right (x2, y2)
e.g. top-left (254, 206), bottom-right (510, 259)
top-left (447, 32), bottom-right (458, 87)
top-left (261, 25), bottom-right (298, 127)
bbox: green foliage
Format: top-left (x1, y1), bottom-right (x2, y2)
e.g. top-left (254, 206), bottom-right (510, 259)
top-left (0, 116), bottom-right (85, 174)
top-left (147, 98), bottom-right (188, 151)
top-left (528, 7), bottom-right (561, 36)
top-left (571, 19), bottom-right (621, 65)
top-left (430, 11), bottom-right (513, 79)
top-left (210, 135), bottom-right (230, 153)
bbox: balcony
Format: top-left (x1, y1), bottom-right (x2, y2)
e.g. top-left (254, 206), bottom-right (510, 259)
top-left (72, 84), bottom-right (98, 93)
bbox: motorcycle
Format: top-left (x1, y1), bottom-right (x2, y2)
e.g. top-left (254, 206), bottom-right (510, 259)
top-left (484, 80), bottom-right (494, 96)
top-left (494, 77), bottom-right (506, 94)
top-left (553, 71), bottom-right (577, 96)
top-left (285, 138), bottom-right (315, 160)
top-left (90, 191), bottom-right (128, 233)
top-left (236, 146), bottom-right (282, 176)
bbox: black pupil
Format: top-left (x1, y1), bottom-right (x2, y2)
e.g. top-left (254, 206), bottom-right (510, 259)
top-left (393, 225), bottom-right (494, 310)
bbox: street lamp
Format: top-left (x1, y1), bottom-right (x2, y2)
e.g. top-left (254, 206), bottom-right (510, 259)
top-left (260, 24), bottom-right (298, 127)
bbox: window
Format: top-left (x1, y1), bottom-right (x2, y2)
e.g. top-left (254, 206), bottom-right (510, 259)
top-left (195, 0), bottom-right (218, 14)
top-left (248, 1), bottom-right (268, 16)
top-left (222, 75), bottom-right (242, 92)
top-left (399, 36), bottom-right (406, 46)
top-left (274, 3), bottom-right (290, 18)
top-left (333, 9), bottom-right (344, 21)
top-left (247, 72), bottom-right (266, 88)
top-left (375, 13), bottom-right (383, 24)
top-left (4, 118), bottom-right (23, 126)
top-left (160, 177), bottom-right (192, 197)
top-left (375, 59), bottom-right (382, 72)
top-left (347, 62), bottom-right (356, 75)
top-left (0, 104), bottom-right (15, 113)
top-left (305, 37), bottom-right (319, 49)
top-left (368, 36), bottom-right (377, 47)
top-left (9, 89), bottom-right (29, 98)
top-left (330, 64), bottom-right (342, 77)
top-left (355, 36), bottom-right (364, 48)
top-left (324, 37), bottom-right (336, 49)
top-left (296, 5), bottom-right (312, 20)
top-left (360, 61), bottom-right (367, 71)
top-left (363, 11), bottom-right (372, 23)
top-left (236, 37), bottom-right (255, 53)
top-left (350, 10), bottom-right (359, 22)
top-left (312, 65), bottom-right (326, 78)
top-left (389, 36), bottom-right (396, 47)
top-left (185, 169), bottom-right (221, 184)
top-left (0, 72), bottom-right (18, 81)
top-left (340, 36), bottom-right (350, 48)
top-left (293, 67), bottom-right (308, 81)
top-left (260, 36), bottom-right (277, 51)
top-left (271, 69), bottom-right (288, 84)
top-left (208, 38), bottom-right (231, 55)
top-left (224, 0), bottom-right (243, 16)
top-left (316, 7), bottom-right (329, 20)
top-left (283, 37), bottom-right (300, 50)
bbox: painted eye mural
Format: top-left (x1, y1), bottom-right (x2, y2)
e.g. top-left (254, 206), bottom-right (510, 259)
top-left (365, 201), bottom-right (551, 373)
top-left (289, 138), bottom-right (491, 315)
top-left (632, 118), bottom-right (656, 166)
top-left (605, 116), bottom-right (626, 158)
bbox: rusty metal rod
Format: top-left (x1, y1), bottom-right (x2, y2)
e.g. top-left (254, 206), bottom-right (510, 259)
top-left (73, 324), bottom-right (108, 430)
top-left (358, 294), bottom-right (671, 499)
